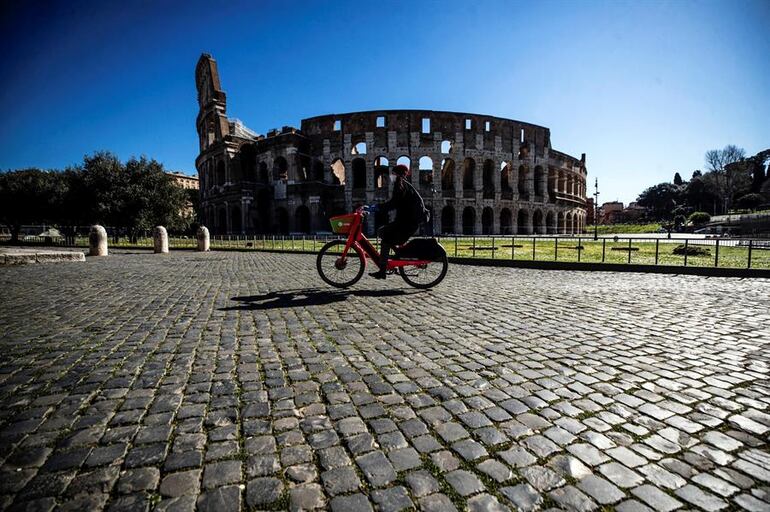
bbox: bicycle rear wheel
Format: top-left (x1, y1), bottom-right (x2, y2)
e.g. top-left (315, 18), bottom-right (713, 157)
top-left (316, 240), bottom-right (366, 288)
top-left (398, 256), bottom-right (448, 289)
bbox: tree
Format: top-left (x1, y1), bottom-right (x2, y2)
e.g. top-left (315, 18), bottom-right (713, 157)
top-left (736, 193), bottom-right (764, 211)
top-left (705, 145), bottom-right (747, 211)
top-left (636, 182), bottom-right (682, 220)
top-left (673, 172), bottom-right (683, 186)
top-left (0, 169), bottom-right (67, 242)
top-left (688, 212), bottom-right (711, 226)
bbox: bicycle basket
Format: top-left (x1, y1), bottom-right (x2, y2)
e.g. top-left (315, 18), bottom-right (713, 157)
top-left (329, 214), bottom-right (356, 234)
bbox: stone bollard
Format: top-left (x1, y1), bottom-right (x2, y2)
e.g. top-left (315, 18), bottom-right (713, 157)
top-left (196, 226), bottom-right (210, 252)
top-left (153, 226), bottom-right (169, 254)
top-left (88, 225), bottom-right (108, 256)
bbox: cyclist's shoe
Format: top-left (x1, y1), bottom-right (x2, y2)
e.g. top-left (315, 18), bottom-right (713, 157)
top-left (369, 270), bottom-right (387, 279)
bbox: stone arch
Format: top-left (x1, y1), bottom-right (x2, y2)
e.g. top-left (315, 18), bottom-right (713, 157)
top-left (462, 206), bottom-right (476, 235)
top-left (500, 161), bottom-right (512, 193)
top-left (295, 205), bottom-right (310, 233)
top-left (273, 156), bottom-right (288, 181)
top-left (419, 156), bottom-right (433, 186)
top-left (482, 207), bottom-right (494, 235)
top-left (558, 212), bottom-right (566, 234)
top-left (518, 165), bottom-right (528, 197)
top-left (500, 208), bottom-right (512, 235)
top-left (374, 156), bottom-right (389, 189)
top-left (566, 212), bottom-right (574, 234)
top-left (532, 209), bottom-right (544, 234)
top-left (275, 207), bottom-right (289, 234)
top-left (441, 205), bottom-right (455, 234)
top-left (352, 158), bottom-right (366, 189)
top-left (463, 158), bottom-right (475, 191)
top-left (517, 209), bottom-right (529, 235)
top-left (441, 158), bottom-right (455, 193)
top-left (259, 162), bottom-right (269, 184)
top-left (483, 159), bottom-right (495, 198)
top-left (330, 159), bottom-right (345, 186)
top-left (217, 207), bottom-right (227, 233)
top-left (546, 210), bottom-right (555, 234)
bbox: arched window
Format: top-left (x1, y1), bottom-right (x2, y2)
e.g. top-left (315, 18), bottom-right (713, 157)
top-left (462, 207), bottom-right (476, 235)
top-left (259, 162), bottom-right (269, 184)
top-left (500, 162), bottom-right (512, 193)
top-left (313, 161), bottom-right (324, 182)
top-left (546, 211), bottom-right (555, 234)
top-left (273, 157), bottom-right (288, 181)
top-left (352, 158), bottom-right (366, 189)
top-left (441, 140), bottom-right (452, 154)
top-left (216, 160), bottom-right (226, 186)
top-left (441, 206), bottom-right (455, 234)
top-left (463, 158), bottom-right (475, 191)
top-left (518, 165), bottom-right (528, 197)
top-left (352, 142), bottom-right (367, 155)
top-left (441, 159), bottom-right (455, 193)
top-left (517, 209), bottom-right (529, 235)
top-left (295, 206), bottom-right (310, 233)
top-left (330, 159), bottom-right (345, 185)
top-left (231, 205), bottom-right (242, 233)
top-left (534, 166), bottom-right (545, 197)
top-left (275, 207), bottom-right (289, 234)
top-left (482, 207), bottom-right (493, 235)
top-left (483, 159), bottom-right (494, 198)
top-left (500, 208), bottom-right (512, 235)
top-left (374, 156), bottom-right (389, 189)
top-left (396, 156), bottom-right (411, 169)
top-left (419, 156), bottom-right (433, 186)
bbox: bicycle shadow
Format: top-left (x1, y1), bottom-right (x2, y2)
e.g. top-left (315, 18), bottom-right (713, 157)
top-left (222, 287), bottom-right (423, 311)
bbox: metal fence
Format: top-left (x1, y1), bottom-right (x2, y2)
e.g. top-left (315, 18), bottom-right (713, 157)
top-left (3, 230), bottom-right (769, 270)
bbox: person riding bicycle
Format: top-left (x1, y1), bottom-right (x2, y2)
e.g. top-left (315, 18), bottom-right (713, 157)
top-left (369, 164), bottom-right (428, 279)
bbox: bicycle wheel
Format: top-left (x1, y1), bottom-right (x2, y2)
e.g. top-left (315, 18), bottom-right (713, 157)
top-left (316, 240), bottom-right (366, 288)
top-left (398, 256), bottom-right (448, 289)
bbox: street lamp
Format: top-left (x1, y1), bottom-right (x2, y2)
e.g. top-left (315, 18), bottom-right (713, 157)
top-left (593, 177), bottom-right (600, 240)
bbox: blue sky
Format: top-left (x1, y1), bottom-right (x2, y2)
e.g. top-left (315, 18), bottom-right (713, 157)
top-left (1, 0), bottom-right (768, 205)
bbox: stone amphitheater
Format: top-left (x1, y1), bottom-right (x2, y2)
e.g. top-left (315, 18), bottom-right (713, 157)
top-left (196, 54), bottom-right (588, 236)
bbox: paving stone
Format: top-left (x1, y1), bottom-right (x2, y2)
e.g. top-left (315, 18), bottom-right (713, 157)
top-left (674, 484), bottom-right (728, 511)
top-left (196, 485), bottom-right (241, 512)
top-left (321, 466), bottom-right (361, 495)
top-left (431, 450), bottom-right (461, 472)
top-left (419, 493), bottom-right (459, 512)
top-left (631, 484), bottom-right (684, 512)
top-left (356, 450), bottom-right (397, 487)
top-left (202, 460), bottom-right (241, 488)
top-left (498, 446), bottom-right (537, 468)
top-left (468, 493), bottom-right (510, 512)
top-left (372, 485), bottom-right (414, 512)
top-left (290, 482), bottom-right (326, 510)
top-left (578, 474), bottom-right (625, 504)
top-left (599, 462), bottom-right (645, 488)
top-left (405, 469), bottom-right (440, 497)
top-left (477, 458), bottom-right (513, 483)
top-left (549, 485), bottom-right (598, 511)
top-left (445, 469), bottom-right (485, 496)
top-left (159, 469), bottom-right (201, 497)
top-left (116, 467), bottom-right (160, 493)
top-left (330, 493), bottom-right (374, 512)
top-left (520, 465), bottom-right (565, 491)
top-left (452, 438), bottom-right (488, 461)
top-left (246, 477), bottom-right (283, 507)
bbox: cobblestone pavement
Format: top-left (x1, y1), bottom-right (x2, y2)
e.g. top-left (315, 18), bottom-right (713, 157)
top-left (0, 250), bottom-right (768, 512)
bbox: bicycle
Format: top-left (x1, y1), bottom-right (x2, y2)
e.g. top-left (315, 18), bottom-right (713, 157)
top-left (316, 206), bottom-right (448, 289)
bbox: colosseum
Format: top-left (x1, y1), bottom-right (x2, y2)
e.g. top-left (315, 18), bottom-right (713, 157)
top-left (196, 54), bottom-right (588, 236)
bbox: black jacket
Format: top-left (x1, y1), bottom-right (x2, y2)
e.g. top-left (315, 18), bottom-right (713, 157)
top-left (381, 177), bottom-right (425, 226)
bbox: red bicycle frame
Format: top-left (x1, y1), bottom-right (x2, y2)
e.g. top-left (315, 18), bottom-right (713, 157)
top-left (339, 208), bottom-right (432, 271)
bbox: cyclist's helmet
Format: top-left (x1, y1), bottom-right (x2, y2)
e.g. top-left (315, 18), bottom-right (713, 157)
top-left (393, 164), bottom-right (410, 178)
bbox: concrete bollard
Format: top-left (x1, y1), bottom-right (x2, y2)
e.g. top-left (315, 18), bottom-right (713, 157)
top-left (88, 225), bottom-right (108, 256)
top-left (196, 226), bottom-right (210, 252)
top-left (153, 226), bottom-right (169, 254)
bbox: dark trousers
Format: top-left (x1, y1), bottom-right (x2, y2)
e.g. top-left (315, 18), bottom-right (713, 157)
top-left (378, 222), bottom-right (418, 270)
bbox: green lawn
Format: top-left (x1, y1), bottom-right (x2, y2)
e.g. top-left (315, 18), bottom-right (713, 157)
top-left (64, 234), bottom-right (768, 269)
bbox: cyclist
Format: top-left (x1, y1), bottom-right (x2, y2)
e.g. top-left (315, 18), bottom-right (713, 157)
top-left (369, 164), bottom-right (428, 279)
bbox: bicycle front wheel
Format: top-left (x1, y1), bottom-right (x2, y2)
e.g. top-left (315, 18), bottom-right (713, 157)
top-left (316, 240), bottom-right (366, 288)
top-left (398, 256), bottom-right (448, 289)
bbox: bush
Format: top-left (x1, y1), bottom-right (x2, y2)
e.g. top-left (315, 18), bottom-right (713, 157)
top-left (688, 211), bottom-right (711, 226)
top-left (736, 193), bottom-right (764, 211)
top-left (673, 244), bottom-right (710, 256)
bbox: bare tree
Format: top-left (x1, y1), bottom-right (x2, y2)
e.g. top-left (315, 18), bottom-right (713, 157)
top-left (705, 145), bottom-right (746, 212)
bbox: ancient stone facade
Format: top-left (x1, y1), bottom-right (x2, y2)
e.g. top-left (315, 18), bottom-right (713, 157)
top-left (196, 54), bottom-right (588, 236)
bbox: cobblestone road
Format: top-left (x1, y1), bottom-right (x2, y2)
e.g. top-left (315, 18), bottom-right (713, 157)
top-left (0, 251), bottom-right (768, 512)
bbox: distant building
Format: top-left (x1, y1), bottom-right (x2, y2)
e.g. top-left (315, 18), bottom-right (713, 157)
top-left (601, 201), bottom-right (624, 224)
top-left (586, 197), bottom-right (595, 225)
top-left (168, 172), bottom-right (199, 190)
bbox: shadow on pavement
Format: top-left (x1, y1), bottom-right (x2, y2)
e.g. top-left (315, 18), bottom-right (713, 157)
top-left (223, 287), bottom-right (424, 311)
